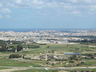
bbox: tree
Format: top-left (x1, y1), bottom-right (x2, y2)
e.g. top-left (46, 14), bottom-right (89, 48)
top-left (0, 45), bottom-right (7, 52)
top-left (28, 44), bottom-right (40, 48)
top-left (47, 46), bottom-right (50, 48)
top-left (17, 44), bottom-right (23, 52)
top-left (9, 54), bottom-right (22, 58)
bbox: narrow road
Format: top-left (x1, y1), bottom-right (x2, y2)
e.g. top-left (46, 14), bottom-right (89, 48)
top-left (0, 67), bottom-right (30, 72)
top-left (0, 66), bottom-right (96, 72)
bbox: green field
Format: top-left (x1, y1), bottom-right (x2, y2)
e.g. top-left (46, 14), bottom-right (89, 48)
top-left (0, 44), bottom-right (96, 67)
top-left (13, 69), bottom-right (59, 72)
top-left (0, 43), bottom-right (96, 72)
top-left (19, 44), bottom-right (96, 55)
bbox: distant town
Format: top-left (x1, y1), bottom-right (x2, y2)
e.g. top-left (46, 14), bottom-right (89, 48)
top-left (0, 30), bottom-right (96, 44)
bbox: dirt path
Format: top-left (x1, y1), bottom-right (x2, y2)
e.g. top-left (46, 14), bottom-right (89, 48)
top-left (0, 67), bottom-right (29, 72)
top-left (0, 66), bottom-right (96, 72)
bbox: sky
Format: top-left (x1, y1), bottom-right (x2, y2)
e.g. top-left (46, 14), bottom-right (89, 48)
top-left (0, 0), bottom-right (96, 29)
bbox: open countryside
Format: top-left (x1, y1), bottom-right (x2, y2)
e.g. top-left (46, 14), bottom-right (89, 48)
top-left (0, 30), bottom-right (96, 72)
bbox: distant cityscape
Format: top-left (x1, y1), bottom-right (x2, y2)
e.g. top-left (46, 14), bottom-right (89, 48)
top-left (0, 29), bottom-right (96, 44)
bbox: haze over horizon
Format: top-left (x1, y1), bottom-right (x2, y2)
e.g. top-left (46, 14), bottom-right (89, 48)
top-left (0, 0), bottom-right (96, 29)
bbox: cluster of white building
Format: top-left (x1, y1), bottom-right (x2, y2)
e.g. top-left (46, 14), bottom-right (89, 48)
top-left (0, 30), bottom-right (95, 44)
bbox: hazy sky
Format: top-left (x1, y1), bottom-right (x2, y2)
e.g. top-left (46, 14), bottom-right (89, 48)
top-left (0, 0), bottom-right (96, 29)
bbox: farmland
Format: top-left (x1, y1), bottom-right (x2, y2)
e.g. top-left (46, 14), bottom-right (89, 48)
top-left (0, 40), bottom-right (96, 72)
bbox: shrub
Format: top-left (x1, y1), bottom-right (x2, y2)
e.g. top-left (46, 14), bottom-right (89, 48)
top-left (9, 54), bottom-right (22, 58)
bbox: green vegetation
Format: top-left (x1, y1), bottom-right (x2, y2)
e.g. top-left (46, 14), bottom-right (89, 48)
top-left (0, 40), bottom-right (96, 72)
top-left (0, 67), bottom-right (7, 70)
top-left (13, 69), bottom-right (58, 72)
top-left (70, 69), bottom-right (96, 72)
top-left (0, 58), bottom-right (42, 67)
top-left (9, 54), bottom-right (22, 58)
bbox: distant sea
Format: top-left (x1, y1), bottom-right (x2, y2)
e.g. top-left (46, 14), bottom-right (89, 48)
top-left (0, 28), bottom-right (95, 32)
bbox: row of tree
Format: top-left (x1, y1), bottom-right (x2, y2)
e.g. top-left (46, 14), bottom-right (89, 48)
top-left (0, 44), bottom-right (23, 52)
